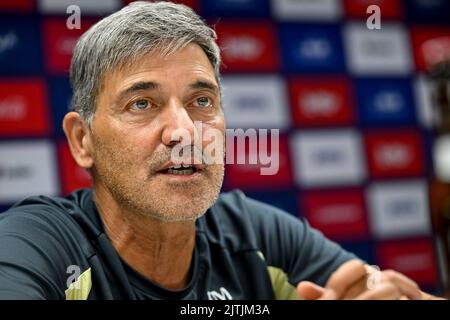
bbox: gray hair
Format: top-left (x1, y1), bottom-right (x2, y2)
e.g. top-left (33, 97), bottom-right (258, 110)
top-left (70, 1), bottom-right (221, 124)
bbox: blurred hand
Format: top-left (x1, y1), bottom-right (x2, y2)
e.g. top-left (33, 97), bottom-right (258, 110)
top-left (297, 259), bottom-right (424, 300)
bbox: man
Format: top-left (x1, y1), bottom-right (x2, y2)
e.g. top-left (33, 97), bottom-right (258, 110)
top-left (0, 1), bottom-right (441, 300)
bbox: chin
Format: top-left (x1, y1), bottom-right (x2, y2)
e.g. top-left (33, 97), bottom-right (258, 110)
top-left (137, 189), bottom-right (217, 222)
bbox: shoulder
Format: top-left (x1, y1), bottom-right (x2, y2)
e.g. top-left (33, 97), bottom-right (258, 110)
top-left (1, 190), bottom-right (86, 232)
top-left (0, 190), bottom-right (95, 299)
top-left (0, 189), bottom-right (95, 258)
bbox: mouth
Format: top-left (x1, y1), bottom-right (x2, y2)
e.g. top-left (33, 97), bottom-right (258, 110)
top-left (155, 162), bottom-right (206, 179)
top-left (159, 164), bottom-right (199, 176)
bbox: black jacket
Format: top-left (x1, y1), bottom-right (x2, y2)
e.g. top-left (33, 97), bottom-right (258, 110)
top-left (0, 189), bottom-right (356, 300)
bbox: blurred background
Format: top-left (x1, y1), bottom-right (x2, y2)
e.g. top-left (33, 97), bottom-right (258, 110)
top-left (1, 0), bottom-right (450, 296)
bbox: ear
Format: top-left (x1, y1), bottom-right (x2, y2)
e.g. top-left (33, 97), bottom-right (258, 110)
top-left (62, 112), bottom-right (94, 169)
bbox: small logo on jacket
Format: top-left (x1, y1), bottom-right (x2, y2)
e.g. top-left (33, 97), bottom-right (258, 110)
top-left (207, 287), bottom-right (233, 300)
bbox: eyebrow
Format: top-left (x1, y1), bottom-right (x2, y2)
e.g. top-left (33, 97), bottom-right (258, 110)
top-left (116, 81), bottom-right (159, 101)
top-left (188, 80), bottom-right (219, 94)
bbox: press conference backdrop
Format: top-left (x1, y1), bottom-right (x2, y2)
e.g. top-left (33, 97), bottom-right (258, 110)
top-left (1, 0), bottom-right (450, 294)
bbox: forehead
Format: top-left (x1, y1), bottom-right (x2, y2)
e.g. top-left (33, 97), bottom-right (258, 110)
top-left (105, 43), bottom-right (217, 91)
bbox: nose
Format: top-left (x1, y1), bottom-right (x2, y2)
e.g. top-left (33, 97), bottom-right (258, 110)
top-left (160, 98), bottom-right (196, 147)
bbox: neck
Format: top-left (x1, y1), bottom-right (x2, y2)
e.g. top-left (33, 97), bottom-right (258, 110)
top-left (93, 186), bottom-right (196, 290)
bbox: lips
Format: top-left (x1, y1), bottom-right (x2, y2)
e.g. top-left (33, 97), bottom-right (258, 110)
top-left (167, 164), bottom-right (196, 175)
top-left (157, 162), bottom-right (205, 175)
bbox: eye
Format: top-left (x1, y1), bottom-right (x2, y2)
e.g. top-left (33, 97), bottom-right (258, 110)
top-left (130, 99), bottom-right (151, 111)
top-left (193, 96), bottom-right (212, 108)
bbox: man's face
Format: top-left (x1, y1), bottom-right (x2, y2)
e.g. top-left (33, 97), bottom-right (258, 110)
top-left (90, 43), bottom-right (225, 221)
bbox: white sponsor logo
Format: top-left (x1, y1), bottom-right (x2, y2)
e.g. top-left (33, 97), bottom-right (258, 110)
top-left (0, 141), bottom-right (58, 203)
top-left (373, 91), bottom-right (404, 113)
top-left (316, 204), bottom-right (362, 224)
top-left (0, 96), bottom-right (26, 120)
top-left (390, 253), bottom-right (431, 272)
top-left (344, 23), bottom-right (412, 75)
top-left (0, 31), bottom-right (18, 55)
top-left (272, 0), bottom-right (342, 21)
top-left (222, 35), bottom-right (263, 61)
top-left (300, 90), bottom-right (340, 117)
top-left (375, 143), bottom-right (412, 169)
top-left (366, 180), bottom-right (431, 240)
top-left (291, 129), bottom-right (366, 187)
top-left (299, 38), bottom-right (331, 60)
top-left (38, 0), bottom-right (120, 15)
top-left (222, 76), bottom-right (290, 130)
